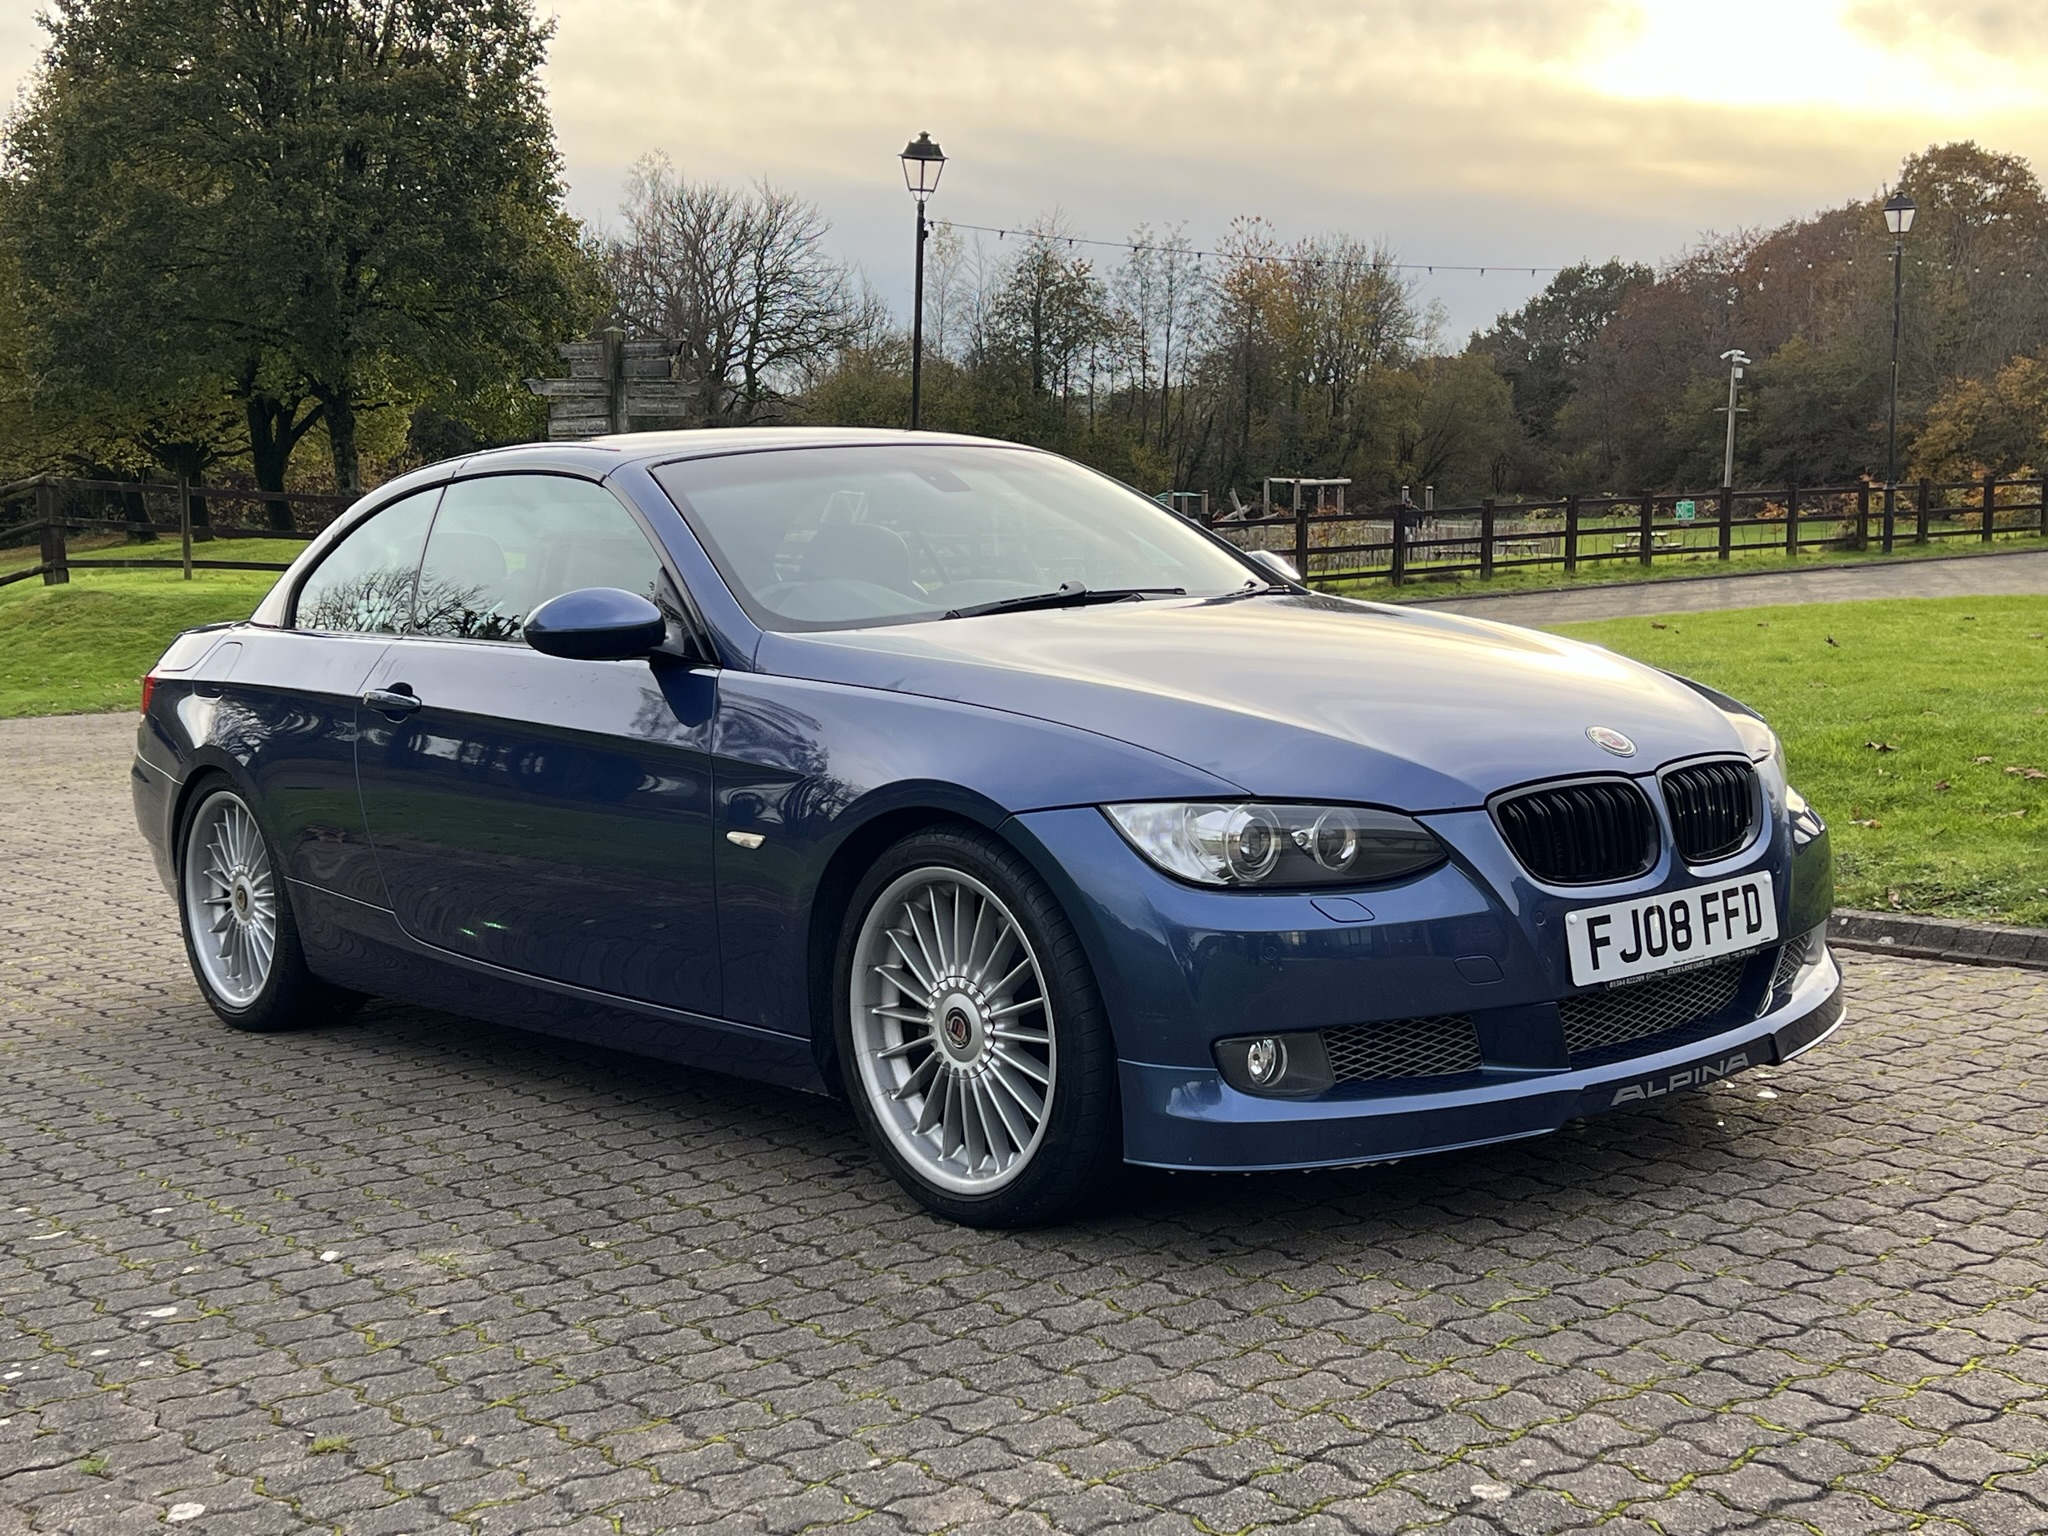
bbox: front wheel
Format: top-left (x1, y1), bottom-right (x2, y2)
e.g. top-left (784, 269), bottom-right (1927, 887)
top-left (178, 782), bottom-right (360, 1032)
top-left (836, 826), bottom-right (1119, 1227)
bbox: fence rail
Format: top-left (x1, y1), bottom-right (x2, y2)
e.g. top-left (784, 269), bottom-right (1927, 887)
top-left (0, 475), bottom-right (352, 588)
top-left (5, 471), bottom-right (2047, 597)
top-left (1201, 475), bottom-right (2048, 588)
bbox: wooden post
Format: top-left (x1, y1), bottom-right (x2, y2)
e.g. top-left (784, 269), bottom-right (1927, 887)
top-left (1782, 485), bottom-right (1798, 557)
top-left (1916, 478), bottom-right (1931, 545)
top-left (603, 325), bottom-right (626, 434)
top-left (1564, 495), bottom-right (1579, 574)
top-left (179, 477), bottom-right (194, 580)
top-left (2041, 474), bottom-right (2048, 539)
top-left (1856, 482), bottom-right (1870, 550)
top-left (1881, 483), bottom-right (1896, 553)
top-left (1983, 473), bottom-right (1997, 543)
top-left (1638, 492), bottom-right (1654, 567)
top-left (1717, 487), bottom-right (1733, 561)
top-left (1479, 499), bottom-right (1496, 580)
top-left (1389, 511), bottom-right (1407, 587)
top-left (37, 480), bottom-right (67, 586)
top-left (1293, 501), bottom-right (1310, 581)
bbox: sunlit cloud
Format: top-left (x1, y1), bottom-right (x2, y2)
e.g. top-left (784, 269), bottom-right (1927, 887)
top-left (2, 0), bottom-right (2044, 334)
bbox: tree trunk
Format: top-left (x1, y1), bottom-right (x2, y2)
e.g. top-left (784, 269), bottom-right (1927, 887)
top-left (320, 389), bottom-right (361, 496)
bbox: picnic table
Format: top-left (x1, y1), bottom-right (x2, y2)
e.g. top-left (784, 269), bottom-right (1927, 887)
top-left (1610, 531), bottom-right (1686, 554)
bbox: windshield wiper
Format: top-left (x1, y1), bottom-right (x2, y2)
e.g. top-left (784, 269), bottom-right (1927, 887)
top-left (942, 582), bottom-right (1187, 619)
top-left (1212, 578), bottom-right (1294, 601)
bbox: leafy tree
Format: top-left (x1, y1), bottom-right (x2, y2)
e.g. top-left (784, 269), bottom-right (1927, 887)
top-left (1471, 259), bottom-right (1651, 450)
top-left (3, 0), bottom-right (593, 494)
top-left (1911, 351), bottom-right (2048, 480)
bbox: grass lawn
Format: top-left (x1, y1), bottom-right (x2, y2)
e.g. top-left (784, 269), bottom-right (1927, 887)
top-left (0, 567), bottom-right (277, 716)
top-left (3, 561), bottom-right (2043, 929)
top-left (1555, 595), bottom-right (2048, 927)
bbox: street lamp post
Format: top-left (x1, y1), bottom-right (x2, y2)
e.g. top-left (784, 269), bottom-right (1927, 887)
top-left (1719, 348), bottom-right (1751, 490)
top-left (1882, 190), bottom-right (1916, 547)
top-left (900, 131), bottom-right (947, 430)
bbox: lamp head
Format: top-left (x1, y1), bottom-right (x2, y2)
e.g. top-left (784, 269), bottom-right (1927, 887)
top-left (900, 132), bottom-right (946, 201)
top-left (1884, 190), bottom-right (1916, 236)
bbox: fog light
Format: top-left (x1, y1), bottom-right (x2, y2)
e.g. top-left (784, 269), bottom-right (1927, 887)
top-left (1215, 1031), bottom-right (1335, 1097)
top-left (1245, 1037), bottom-right (1284, 1086)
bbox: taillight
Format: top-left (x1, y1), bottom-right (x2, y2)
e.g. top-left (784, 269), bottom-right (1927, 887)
top-left (140, 673), bottom-right (159, 714)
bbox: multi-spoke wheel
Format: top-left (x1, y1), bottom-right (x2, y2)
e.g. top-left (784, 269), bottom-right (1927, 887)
top-left (183, 791), bottom-right (278, 1007)
top-left (177, 781), bottom-right (360, 1032)
top-left (837, 826), bottom-right (1117, 1226)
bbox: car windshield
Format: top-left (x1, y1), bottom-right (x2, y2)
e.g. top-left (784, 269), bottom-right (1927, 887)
top-left (651, 444), bottom-right (1256, 631)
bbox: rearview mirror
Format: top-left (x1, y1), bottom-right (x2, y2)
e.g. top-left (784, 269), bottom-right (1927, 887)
top-left (1247, 548), bottom-right (1301, 583)
top-left (524, 587), bottom-right (666, 661)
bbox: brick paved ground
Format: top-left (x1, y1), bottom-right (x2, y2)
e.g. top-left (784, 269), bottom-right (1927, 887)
top-left (4, 713), bottom-right (2046, 1536)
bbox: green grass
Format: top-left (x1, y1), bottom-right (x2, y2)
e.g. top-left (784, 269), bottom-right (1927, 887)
top-left (4, 563), bottom-right (2044, 929)
top-left (1555, 596), bottom-right (2048, 927)
top-left (0, 566), bottom-right (277, 716)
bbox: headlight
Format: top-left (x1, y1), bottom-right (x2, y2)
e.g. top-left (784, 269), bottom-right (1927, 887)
top-left (1103, 802), bottom-right (1446, 888)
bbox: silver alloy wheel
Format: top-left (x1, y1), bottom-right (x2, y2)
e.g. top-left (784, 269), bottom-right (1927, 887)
top-left (181, 791), bottom-right (279, 1008)
top-left (850, 867), bottom-right (1057, 1195)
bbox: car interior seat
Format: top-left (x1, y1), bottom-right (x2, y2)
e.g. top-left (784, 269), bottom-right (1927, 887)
top-left (799, 522), bottom-right (921, 596)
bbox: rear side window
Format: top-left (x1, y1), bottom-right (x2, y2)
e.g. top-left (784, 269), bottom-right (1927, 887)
top-left (293, 490), bottom-right (440, 633)
top-left (411, 475), bottom-right (665, 642)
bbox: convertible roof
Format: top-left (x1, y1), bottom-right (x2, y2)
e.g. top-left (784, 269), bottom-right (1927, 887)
top-left (459, 426), bottom-right (1020, 476)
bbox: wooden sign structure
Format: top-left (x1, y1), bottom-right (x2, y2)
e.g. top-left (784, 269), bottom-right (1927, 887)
top-left (525, 327), bottom-right (697, 439)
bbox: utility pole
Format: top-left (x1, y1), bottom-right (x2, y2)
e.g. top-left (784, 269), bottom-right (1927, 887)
top-left (1718, 348), bottom-right (1751, 489)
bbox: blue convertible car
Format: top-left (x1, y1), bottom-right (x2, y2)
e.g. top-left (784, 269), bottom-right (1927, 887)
top-left (133, 429), bottom-right (1843, 1225)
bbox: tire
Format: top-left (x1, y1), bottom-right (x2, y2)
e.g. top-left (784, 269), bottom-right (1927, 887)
top-left (176, 779), bottom-right (362, 1033)
top-left (835, 825), bottom-right (1119, 1227)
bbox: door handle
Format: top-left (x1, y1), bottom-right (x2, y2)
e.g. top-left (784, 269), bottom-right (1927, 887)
top-left (363, 686), bottom-right (423, 718)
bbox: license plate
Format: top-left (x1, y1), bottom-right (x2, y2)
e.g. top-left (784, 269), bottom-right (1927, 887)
top-left (1564, 872), bottom-right (1777, 987)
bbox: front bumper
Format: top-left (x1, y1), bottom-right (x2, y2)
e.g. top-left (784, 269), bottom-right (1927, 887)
top-left (1117, 944), bottom-right (1843, 1172)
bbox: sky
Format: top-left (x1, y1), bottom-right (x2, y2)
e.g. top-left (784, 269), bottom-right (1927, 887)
top-left (5, 0), bottom-right (2047, 340)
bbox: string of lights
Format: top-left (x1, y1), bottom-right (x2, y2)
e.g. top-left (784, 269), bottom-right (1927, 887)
top-left (928, 220), bottom-right (1565, 277)
top-left (931, 219), bottom-right (2043, 283)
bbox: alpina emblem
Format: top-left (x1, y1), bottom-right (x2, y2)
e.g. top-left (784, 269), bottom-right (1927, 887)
top-left (1587, 726), bottom-right (1636, 757)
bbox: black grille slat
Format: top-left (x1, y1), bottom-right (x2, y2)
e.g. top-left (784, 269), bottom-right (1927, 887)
top-left (1664, 760), bottom-right (1761, 864)
top-left (1560, 956), bottom-right (1747, 1058)
top-left (1323, 1016), bottom-right (1481, 1084)
top-left (1494, 780), bottom-right (1658, 885)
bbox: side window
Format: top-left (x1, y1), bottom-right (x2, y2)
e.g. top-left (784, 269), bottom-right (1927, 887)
top-left (411, 475), bottom-right (665, 642)
top-left (293, 490), bottom-right (439, 633)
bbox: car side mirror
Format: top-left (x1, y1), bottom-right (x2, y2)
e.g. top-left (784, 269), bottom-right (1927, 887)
top-left (1247, 548), bottom-right (1301, 583)
top-left (524, 587), bottom-right (667, 661)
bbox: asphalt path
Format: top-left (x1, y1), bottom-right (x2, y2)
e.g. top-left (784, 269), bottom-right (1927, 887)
top-left (1403, 548), bottom-right (2048, 626)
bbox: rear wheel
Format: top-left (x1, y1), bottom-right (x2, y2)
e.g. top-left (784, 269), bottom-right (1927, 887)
top-left (177, 782), bottom-right (359, 1032)
top-left (836, 826), bottom-right (1118, 1227)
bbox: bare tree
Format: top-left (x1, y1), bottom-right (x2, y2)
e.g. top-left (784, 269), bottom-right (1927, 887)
top-left (602, 155), bottom-right (861, 423)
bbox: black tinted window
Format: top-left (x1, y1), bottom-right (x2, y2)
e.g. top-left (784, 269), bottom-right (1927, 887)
top-left (411, 475), bottom-right (664, 642)
top-left (293, 490), bottom-right (438, 633)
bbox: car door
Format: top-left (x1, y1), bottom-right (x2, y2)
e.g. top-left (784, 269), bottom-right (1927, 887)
top-left (208, 486), bottom-right (443, 908)
top-left (353, 471), bottom-right (722, 1017)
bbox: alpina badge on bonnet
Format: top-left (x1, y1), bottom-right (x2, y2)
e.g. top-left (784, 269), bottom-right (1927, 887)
top-left (1586, 726), bottom-right (1636, 757)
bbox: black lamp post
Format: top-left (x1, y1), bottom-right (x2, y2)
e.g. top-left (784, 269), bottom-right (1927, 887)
top-left (900, 131), bottom-right (947, 430)
top-left (1883, 189), bottom-right (1916, 542)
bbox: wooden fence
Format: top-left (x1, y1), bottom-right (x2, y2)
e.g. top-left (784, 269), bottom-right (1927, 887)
top-left (1201, 475), bottom-right (2048, 587)
top-left (6, 469), bottom-right (2047, 597)
top-left (0, 475), bottom-right (353, 588)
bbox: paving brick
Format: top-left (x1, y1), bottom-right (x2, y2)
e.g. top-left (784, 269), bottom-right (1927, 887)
top-left (5, 712), bottom-right (2047, 1534)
